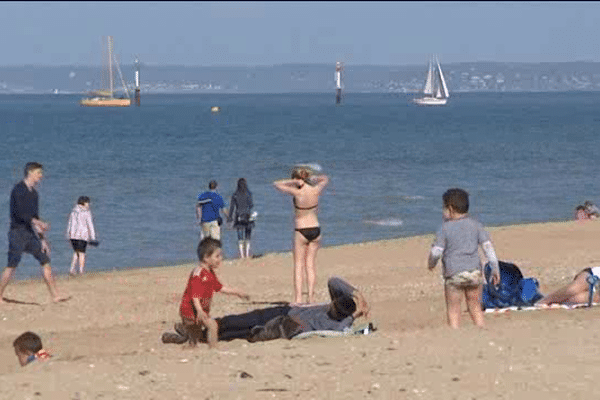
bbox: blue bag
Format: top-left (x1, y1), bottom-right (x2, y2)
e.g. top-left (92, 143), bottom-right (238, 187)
top-left (519, 278), bottom-right (543, 305)
top-left (482, 261), bottom-right (543, 309)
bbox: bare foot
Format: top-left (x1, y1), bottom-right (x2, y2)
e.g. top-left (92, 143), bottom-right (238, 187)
top-left (53, 295), bottom-right (72, 303)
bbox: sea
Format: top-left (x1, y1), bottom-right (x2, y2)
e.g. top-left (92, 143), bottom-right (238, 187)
top-left (0, 92), bottom-right (599, 280)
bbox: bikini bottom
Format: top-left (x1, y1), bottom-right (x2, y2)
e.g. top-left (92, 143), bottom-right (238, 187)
top-left (295, 227), bottom-right (321, 242)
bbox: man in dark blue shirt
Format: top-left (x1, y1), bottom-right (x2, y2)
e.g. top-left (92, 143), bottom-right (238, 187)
top-left (0, 162), bottom-right (69, 304)
top-left (195, 180), bottom-right (227, 240)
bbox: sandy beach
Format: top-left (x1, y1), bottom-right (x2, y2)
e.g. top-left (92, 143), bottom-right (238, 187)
top-left (1, 220), bottom-right (600, 399)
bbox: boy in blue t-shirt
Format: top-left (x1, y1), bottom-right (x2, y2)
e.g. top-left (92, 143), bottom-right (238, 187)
top-left (195, 180), bottom-right (227, 240)
top-left (427, 188), bottom-right (500, 329)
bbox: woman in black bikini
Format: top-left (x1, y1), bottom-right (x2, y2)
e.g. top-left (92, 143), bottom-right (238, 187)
top-left (273, 166), bottom-right (329, 303)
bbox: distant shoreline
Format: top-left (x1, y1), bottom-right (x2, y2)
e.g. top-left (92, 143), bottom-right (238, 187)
top-left (2, 90), bottom-right (600, 96)
top-left (2, 61), bottom-right (600, 94)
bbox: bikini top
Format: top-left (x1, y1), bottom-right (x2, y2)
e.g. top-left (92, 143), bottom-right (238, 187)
top-left (293, 198), bottom-right (318, 210)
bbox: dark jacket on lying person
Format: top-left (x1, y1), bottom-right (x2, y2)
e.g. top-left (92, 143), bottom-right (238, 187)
top-left (216, 276), bottom-right (370, 342)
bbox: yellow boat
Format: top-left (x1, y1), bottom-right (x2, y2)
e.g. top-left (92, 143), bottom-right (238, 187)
top-left (80, 97), bottom-right (131, 107)
top-left (80, 36), bottom-right (132, 107)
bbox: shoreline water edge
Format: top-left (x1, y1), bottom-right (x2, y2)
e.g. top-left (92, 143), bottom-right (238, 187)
top-left (9, 218), bottom-right (591, 283)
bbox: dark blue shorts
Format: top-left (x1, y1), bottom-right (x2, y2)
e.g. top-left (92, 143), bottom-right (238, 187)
top-left (236, 224), bottom-right (252, 241)
top-left (8, 228), bottom-right (50, 268)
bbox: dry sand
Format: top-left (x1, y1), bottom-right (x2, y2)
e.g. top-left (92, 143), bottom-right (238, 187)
top-left (1, 220), bottom-right (600, 399)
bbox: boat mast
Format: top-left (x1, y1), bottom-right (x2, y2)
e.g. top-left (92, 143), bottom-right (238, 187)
top-left (108, 36), bottom-right (114, 97)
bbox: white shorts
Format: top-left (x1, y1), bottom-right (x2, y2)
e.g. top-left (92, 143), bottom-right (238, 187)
top-left (201, 221), bottom-right (220, 240)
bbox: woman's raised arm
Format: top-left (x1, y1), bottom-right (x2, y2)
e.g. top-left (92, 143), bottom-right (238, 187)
top-left (273, 179), bottom-right (302, 195)
top-left (312, 174), bottom-right (329, 193)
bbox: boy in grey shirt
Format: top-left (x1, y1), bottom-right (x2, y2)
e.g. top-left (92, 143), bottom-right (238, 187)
top-left (428, 188), bottom-right (500, 329)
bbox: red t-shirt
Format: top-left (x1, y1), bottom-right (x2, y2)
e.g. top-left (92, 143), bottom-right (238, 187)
top-left (179, 268), bottom-right (223, 320)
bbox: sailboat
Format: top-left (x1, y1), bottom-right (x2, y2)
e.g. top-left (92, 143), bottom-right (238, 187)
top-left (412, 56), bottom-right (449, 106)
top-left (80, 36), bottom-right (131, 107)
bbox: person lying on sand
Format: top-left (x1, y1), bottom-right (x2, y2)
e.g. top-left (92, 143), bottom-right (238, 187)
top-left (162, 276), bottom-right (370, 345)
top-left (537, 267), bottom-right (600, 306)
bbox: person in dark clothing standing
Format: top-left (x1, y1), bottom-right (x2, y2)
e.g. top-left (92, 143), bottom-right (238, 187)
top-left (0, 162), bottom-right (69, 304)
top-left (227, 178), bottom-right (255, 258)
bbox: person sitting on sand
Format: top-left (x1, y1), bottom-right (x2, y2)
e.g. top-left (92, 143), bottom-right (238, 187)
top-left (537, 267), bottom-right (600, 306)
top-left (178, 237), bottom-right (249, 348)
top-left (13, 332), bottom-right (52, 367)
top-left (428, 188), bottom-right (500, 329)
top-left (163, 276), bottom-right (370, 344)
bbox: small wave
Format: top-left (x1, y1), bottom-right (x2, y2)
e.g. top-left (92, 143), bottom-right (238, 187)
top-left (401, 195), bottom-right (425, 200)
top-left (364, 218), bottom-right (404, 227)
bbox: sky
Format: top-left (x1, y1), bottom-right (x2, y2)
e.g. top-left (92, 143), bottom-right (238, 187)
top-left (2, 1), bottom-right (600, 67)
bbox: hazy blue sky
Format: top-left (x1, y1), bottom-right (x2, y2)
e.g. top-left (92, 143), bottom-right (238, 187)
top-left (2, 1), bottom-right (600, 66)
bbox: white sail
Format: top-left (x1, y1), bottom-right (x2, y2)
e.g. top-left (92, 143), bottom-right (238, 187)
top-left (436, 59), bottom-right (450, 99)
top-left (423, 60), bottom-right (434, 95)
top-left (412, 55), bottom-right (449, 106)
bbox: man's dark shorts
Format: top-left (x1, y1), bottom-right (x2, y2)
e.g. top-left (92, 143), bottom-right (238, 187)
top-left (8, 228), bottom-right (50, 267)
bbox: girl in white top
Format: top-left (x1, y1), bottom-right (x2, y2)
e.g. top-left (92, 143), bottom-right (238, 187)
top-left (66, 196), bottom-right (96, 275)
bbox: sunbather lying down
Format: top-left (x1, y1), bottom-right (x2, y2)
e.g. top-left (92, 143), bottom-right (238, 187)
top-left (162, 276), bottom-right (371, 345)
top-left (537, 267), bottom-right (600, 306)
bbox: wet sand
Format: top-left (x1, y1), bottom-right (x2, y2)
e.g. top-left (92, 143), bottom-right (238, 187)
top-left (1, 220), bottom-right (600, 399)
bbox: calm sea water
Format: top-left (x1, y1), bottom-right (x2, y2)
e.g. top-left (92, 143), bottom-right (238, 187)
top-left (0, 92), bottom-right (599, 279)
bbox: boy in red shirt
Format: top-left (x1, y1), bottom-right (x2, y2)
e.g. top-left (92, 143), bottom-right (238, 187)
top-left (179, 237), bottom-right (249, 348)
